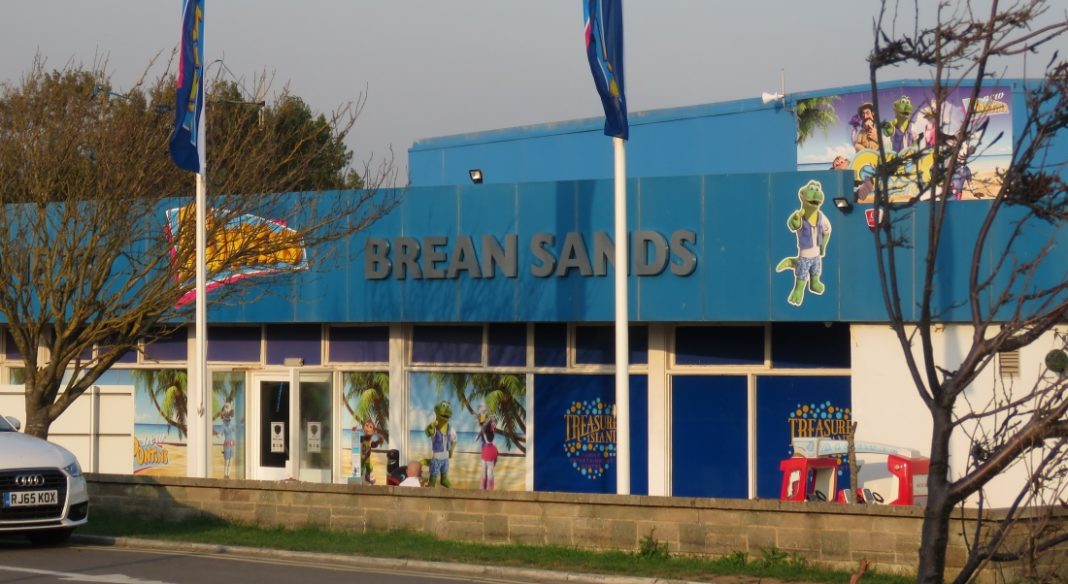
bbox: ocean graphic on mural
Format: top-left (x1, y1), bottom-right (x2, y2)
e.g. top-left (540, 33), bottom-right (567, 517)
top-left (132, 369), bottom-right (188, 476)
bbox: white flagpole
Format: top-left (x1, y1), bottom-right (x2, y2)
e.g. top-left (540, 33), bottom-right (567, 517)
top-left (613, 135), bottom-right (630, 496)
top-left (192, 4), bottom-right (208, 478)
top-left (194, 168), bottom-right (208, 478)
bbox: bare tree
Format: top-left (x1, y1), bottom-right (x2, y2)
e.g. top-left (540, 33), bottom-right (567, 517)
top-left (865, 2), bottom-right (1068, 582)
top-left (0, 58), bottom-right (397, 439)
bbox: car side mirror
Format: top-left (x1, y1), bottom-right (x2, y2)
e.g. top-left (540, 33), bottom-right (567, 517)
top-left (5, 416), bottom-right (21, 431)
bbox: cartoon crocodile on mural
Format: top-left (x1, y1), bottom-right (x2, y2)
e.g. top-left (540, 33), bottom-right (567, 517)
top-left (775, 180), bottom-right (832, 307)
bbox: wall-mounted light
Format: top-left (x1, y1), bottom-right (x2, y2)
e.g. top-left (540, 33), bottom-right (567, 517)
top-left (468, 169), bottom-right (484, 184)
top-left (832, 197), bottom-right (853, 213)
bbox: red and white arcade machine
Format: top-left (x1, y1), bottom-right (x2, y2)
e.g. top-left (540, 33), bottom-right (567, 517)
top-left (780, 437), bottom-right (930, 505)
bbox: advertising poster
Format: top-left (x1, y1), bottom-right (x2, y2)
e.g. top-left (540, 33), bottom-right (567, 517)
top-left (407, 372), bottom-right (527, 491)
top-left (533, 374), bottom-right (648, 495)
top-left (797, 86), bottom-right (1012, 202)
top-left (132, 369), bottom-right (188, 476)
top-left (755, 376), bottom-right (852, 499)
top-left (211, 371), bottom-right (245, 479)
top-left (342, 371), bottom-right (390, 483)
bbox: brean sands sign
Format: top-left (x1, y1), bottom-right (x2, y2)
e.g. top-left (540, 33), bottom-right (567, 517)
top-left (364, 229), bottom-right (697, 280)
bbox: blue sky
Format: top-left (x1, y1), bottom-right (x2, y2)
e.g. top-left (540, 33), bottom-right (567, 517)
top-left (3, 1), bottom-right (1059, 182)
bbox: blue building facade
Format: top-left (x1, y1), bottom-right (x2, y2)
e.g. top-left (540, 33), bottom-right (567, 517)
top-left (4, 80), bottom-right (1061, 504)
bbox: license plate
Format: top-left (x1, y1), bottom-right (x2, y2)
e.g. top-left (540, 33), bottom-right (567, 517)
top-left (2, 490), bottom-right (58, 508)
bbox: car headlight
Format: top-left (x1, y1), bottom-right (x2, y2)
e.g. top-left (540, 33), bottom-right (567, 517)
top-left (63, 461), bottom-right (83, 478)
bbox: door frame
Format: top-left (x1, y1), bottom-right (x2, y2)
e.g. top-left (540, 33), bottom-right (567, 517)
top-left (249, 370), bottom-right (297, 481)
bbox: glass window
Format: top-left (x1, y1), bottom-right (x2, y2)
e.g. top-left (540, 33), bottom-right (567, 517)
top-left (329, 326), bottom-right (389, 363)
top-left (771, 323), bottom-right (851, 369)
top-left (208, 326), bottom-right (262, 363)
top-left (266, 324), bottom-right (322, 366)
top-left (488, 324), bottom-right (526, 367)
top-left (534, 324), bottom-right (567, 367)
top-left (575, 325), bottom-right (648, 365)
top-left (675, 326), bottom-right (764, 366)
top-left (4, 329), bottom-right (20, 360)
top-left (755, 376), bottom-right (852, 498)
top-left (109, 342), bottom-right (139, 364)
top-left (411, 326), bottom-right (482, 364)
top-left (672, 375), bottom-right (749, 498)
top-left (143, 328), bottom-right (189, 362)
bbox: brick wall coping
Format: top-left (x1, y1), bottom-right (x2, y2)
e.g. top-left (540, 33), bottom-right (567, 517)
top-left (89, 473), bottom-right (935, 518)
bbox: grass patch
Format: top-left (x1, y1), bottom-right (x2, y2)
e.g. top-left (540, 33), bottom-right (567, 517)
top-left (83, 511), bottom-right (912, 584)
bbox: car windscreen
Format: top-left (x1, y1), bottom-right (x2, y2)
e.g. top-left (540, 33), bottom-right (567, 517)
top-left (0, 416), bottom-right (14, 432)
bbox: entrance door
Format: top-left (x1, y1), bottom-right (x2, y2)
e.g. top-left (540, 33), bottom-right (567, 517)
top-left (250, 371), bottom-right (335, 483)
top-left (251, 374), bottom-right (292, 480)
top-left (296, 371), bottom-right (333, 483)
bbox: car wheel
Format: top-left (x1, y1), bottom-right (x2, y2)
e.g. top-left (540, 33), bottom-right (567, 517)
top-left (26, 528), bottom-right (74, 546)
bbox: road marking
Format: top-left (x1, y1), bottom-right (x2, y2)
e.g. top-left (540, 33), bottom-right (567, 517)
top-left (0, 564), bottom-right (174, 584)
top-left (75, 546), bottom-right (536, 583)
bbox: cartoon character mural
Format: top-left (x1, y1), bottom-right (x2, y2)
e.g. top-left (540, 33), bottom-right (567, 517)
top-left (407, 372), bottom-right (527, 491)
top-left (796, 86), bottom-right (1013, 203)
top-left (476, 403), bottom-right (499, 490)
top-left (355, 419), bottom-right (383, 483)
top-left (212, 371), bottom-right (245, 480)
top-left (426, 401), bottom-right (458, 487)
top-left (776, 180), bottom-right (832, 307)
top-left (342, 371), bottom-right (389, 481)
top-left (882, 95), bottom-right (915, 151)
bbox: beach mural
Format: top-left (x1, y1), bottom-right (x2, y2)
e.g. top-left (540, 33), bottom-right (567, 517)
top-left (342, 371), bottom-right (390, 484)
top-left (132, 368), bottom-right (188, 476)
top-left (796, 86), bottom-right (1013, 203)
top-left (407, 372), bottom-right (527, 491)
top-left (211, 371), bottom-right (245, 479)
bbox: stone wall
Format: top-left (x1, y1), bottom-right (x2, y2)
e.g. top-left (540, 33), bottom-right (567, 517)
top-left (86, 474), bottom-right (1064, 582)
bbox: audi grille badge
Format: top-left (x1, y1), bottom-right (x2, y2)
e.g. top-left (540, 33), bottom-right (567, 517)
top-left (14, 474), bottom-right (45, 488)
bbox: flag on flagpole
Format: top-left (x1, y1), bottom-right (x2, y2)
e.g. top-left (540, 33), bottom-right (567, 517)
top-left (584, 0), bottom-right (628, 140)
top-left (170, 0), bottom-right (206, 173)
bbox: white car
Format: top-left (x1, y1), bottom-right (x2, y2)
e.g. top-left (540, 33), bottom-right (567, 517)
top-left (0, 415), bottom-right (89, 544)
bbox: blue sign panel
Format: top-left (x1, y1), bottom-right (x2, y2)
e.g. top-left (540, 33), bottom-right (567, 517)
top-left (671, 375), bottom-right (748, 498)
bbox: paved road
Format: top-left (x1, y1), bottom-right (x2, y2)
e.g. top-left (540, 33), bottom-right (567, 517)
top-left (0, 539), bottom-right (528, 584)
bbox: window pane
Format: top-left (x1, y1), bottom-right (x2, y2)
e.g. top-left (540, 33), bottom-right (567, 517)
top-left (3, 330), bottom-right (19, 360)
top-left (266, 324), bottom-right (322, 366)
top-left (329, 326), bottom-right (389, 363)
top-left (143, 328), bottom-right (189, 362)
top-left (771, 323), bottom-right (851, 369)
top-left (208, 326), bottom-right (262, 363)
top-left (672, 375), bottom-right (748, 498)
top-left (534, 324), bottom-right (567, 367)
top-left (411, 326), bottom-right (482, 364)
top-left (575, 325), bottom-right (648, 365)
top-left (755, 376), bottom-right (852, 498)
top-left (675, 326), bottom-right (764, 366)
top-left (488, 324), bottom-right (526, 367)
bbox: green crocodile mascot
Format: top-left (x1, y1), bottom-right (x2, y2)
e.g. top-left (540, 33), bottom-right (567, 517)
top-left (882, 95), bottom-right (914, 151)
top-left (775, 180), bottom-right (832, 307)
top-left (425, 400), bottom-right (457, 487)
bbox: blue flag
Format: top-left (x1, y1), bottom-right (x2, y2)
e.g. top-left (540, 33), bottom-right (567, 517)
top-left (584, 0), bottom-right (628, 140)
top-left (170, 0), bottom-right (205, 173)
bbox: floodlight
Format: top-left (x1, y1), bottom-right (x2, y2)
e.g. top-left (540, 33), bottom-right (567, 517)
top-left (832, 197), bottom-right (853, 213)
